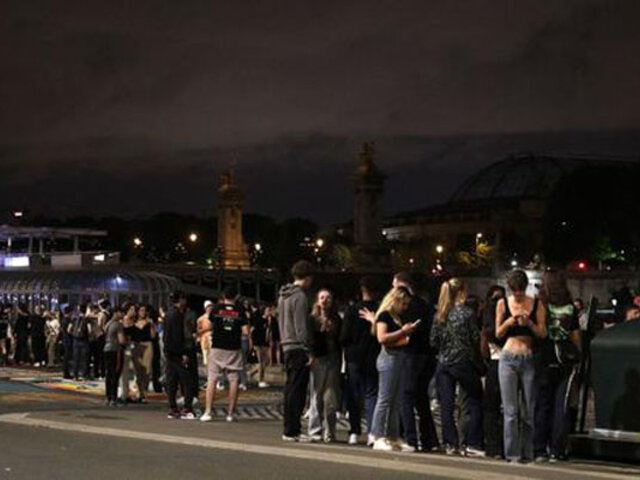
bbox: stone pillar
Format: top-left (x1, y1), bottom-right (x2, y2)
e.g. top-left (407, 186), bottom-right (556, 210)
top-left (217, 168), bottom-right (250, 269)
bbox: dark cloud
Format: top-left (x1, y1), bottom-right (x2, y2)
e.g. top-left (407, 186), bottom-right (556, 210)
top-left (1, 1), bottom-right (639, 222)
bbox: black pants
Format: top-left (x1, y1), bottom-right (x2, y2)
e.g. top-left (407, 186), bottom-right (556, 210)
top-left (15, 334), bottom-right (30, 364)
top-left (435, 360), bottom-right (484, 449)
top-left (166, 356), bottom-right (193, 411)
top-left (73, 339), bottom-right (89, 378)
top-left (90, 337), bottom-right (106, 378)
top-left (346, 362), bottom-right (378, 435)
top-left (151, 337), bottom-right (162, 392)
top-left (484, 359), bottom-right (504, 457)
top-left (400, 352), bottom-right (439, 449)
top-left (62, 338), bottom-right (74, 378)
top-left (283, 349), bottom-right (310, 437)
top-left (31, 336), bottom-right (47, 364)
top-left (534, 366), bottom-right (571, 457)
top-left (104, 350), bottom-right (123, 401)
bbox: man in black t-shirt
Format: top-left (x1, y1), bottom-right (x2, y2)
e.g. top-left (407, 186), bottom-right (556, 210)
top-left (200, 286), bottom-right (250, 423)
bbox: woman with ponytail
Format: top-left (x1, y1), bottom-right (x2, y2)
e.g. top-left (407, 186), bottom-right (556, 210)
top-left (430, 278), bottom-right (485, 457)
top-left (369, 286), bottom-right (419, 451)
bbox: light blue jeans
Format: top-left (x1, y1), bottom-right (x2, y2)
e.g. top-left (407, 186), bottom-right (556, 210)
top-left (499, 350), bottom-right (536, 462)
top-left (371, 348), bottom-right (403, 438)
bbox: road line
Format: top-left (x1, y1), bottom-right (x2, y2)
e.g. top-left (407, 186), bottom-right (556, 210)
top-left (0, 413), bottom-right (635, 480)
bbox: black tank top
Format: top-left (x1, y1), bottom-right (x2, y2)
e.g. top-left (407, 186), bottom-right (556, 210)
top-left (503, 297), bottom-right (538, 339)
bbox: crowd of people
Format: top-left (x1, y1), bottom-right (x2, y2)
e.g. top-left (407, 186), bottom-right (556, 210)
top-left (277, 260), bottom-right (594, 464)
top-left (3, 259), bottom-right (639, 465)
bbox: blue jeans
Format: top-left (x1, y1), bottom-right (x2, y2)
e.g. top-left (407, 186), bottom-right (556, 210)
top-left (73, 338), bottom-right (89, 379)
top-left (499, 351), bottom-right (536, 462)
top-left (435, 360), bottom-right (483, 449)
top-left (371, 348), bottom-right (403, 438)
top-left (346, 362), bottom-right (378, 435)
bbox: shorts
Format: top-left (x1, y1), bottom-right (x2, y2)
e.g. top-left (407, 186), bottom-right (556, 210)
top-left (208, 348), bottom-right (244, 382)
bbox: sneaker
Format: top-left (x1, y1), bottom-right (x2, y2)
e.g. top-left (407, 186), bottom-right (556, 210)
top-left (167, 409), bottom-right (181, 419)
top-left (534, 455), bottom-right (549, 463)
top-left (348, 434), bottom-right (359, 445)
top-left (180, 410), bottom-right (197, 420)
top-left (372, 438), bottom-right (394, 452)
top-left (464, 446), bottom-right (486, 457)
top-left (444, 444), bottom-right (459, 456)
top-left (307, 434), bottom-right (323, 443)
top-left (225, 414), bottom-right (237, 423)
top-left (216, 381), bottom-right (226, 391)
top-left (400, 442), bottom-right (417, 453)
top-left (239, 384), bottom-right (248, 391)
top-left (367, 434), bottom-right (376, 447)
top-left (137, 397), bottom-right (148, 405)
top-left (282, 435), bottom-right (299, 442)
top-left (200, 412), bottom-right (213, 422)
top-left (323, 435), bottom-right (335, 444)
top-left (258, 381), bottom-right (270, 388)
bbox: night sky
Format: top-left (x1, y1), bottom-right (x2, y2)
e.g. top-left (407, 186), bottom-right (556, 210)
top-left (2, 1), bottom-right (640, 224)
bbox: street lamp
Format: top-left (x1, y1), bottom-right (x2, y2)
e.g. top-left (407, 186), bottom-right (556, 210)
top-left (435, 245), bottom-right (444, 255)
top-left (133, 237), bottom-right (143, 248)
top-left (316, 238), bottom-right (325, 248)
top-left (188, 233), bottom-right (198, 243)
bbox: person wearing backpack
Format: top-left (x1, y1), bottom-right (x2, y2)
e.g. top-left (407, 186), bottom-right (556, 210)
top-left (534, 271), bottom-right (581, 462)
top-left (69, 305), bottom-right (92, 380)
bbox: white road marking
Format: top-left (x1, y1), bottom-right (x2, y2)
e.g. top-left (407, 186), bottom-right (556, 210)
top-left (0, 413), bottom-right (635, 480)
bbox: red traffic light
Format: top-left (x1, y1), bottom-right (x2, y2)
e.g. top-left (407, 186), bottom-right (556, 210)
top-left (578, 261), bottom-right (587, 270)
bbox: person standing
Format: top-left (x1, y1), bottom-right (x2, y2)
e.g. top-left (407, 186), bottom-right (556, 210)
top-left (104, 305), bottom-right (126, 407)
top-left (120, 303), bottom-right (137, 402)
top-left (278, 260), bottom-right (315, 442)
top-left (496, 269), bottom-right (547, 463)
top-left (307, 288), bottom-right (342, 443)
top-left (93, 300), bottom-right (110, 379)
top-left (0, 304), bottom-right (11, 366)
top-left (132, 304), bottom-right (156, 403)
top-left (14, 304), bottom-right (31, 365)
top-left (482, 285), bottom-right (506, 459)
top-left (60, 306), bottom-right (74, 379)
top-left (200, 286), bottom-right (250, 422)
top-left (534, 271), bottom-right (581, 462)
top-left (30, 306), bottom-right (47, 367)
top-left (369, 286), bottom-right (417, 451)
top-left (164, 291), bottom-right (196, 420)
top-left (430, 278), bottom-right (485, 457)
top-left (45, 311), bottom-right (61, 367)
top-left (251, 305), bottom-right (271, 388)
top-left (70, 305), bottom-right (92, 380)
top-left (341, 277), bottom-right (380, 446)
top-left (197, 300), bottom-right (214, 367)
top-left (393, 272), bottom-right (439, 452)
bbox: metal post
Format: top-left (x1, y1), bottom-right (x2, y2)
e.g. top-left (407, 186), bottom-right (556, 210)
top-left (73, 236), bottom-right (79, 253)
top-left (28, 236), bottom-right (33, 254)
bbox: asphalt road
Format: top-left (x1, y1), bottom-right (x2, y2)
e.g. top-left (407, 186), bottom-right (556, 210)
top-left (1, 377), bottom-right (639, 480)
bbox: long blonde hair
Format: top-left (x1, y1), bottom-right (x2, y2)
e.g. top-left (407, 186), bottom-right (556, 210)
top-left (436, 278), bottom-right (466, 324)
top-left (375, 286), bottom-right (412, 327)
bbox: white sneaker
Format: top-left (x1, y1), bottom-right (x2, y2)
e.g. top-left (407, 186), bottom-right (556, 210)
top-left (372, 438), bottom-right (394, 452)
top-left (282, 435), bottom-right (299, 442)
top-left (239, 384), bottom-right (248, 391)
top-left (225, 414), bottom-right (237, 423)
top-left (367, 434), bottom-right (376, 446)
top-left (400, 442), bottom-right (417, 453)
top-left (307, 434), bottom-right (323, 443)
top-left (200, 412), bottom-right (213, 422)
top-left (216, 382), bottom-right (226, 391)
top-left (258, 381), bottom-right (270, 388)
top-left (348, 433), bottom-right (359, 445)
